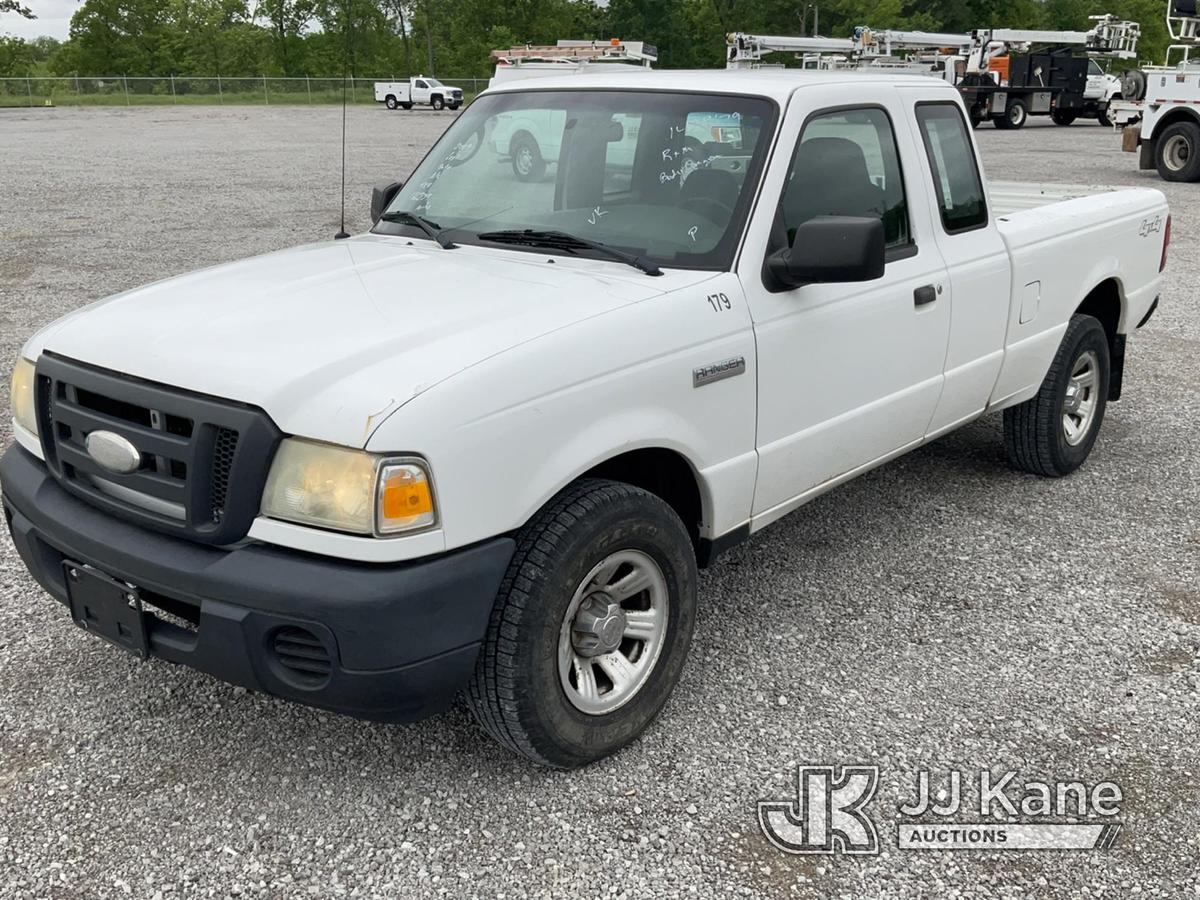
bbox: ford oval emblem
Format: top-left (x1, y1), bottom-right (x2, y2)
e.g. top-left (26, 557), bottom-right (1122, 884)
top-left (85, 430), bottom-right (142, 475)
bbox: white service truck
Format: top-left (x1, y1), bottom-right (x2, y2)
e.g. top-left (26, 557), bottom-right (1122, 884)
top-left (1108, 2), bottom-right (1200, 180)
top-left (374, 76), bottom-right (462, 111)
top-left (3, 70), bottom-right (1168, 768)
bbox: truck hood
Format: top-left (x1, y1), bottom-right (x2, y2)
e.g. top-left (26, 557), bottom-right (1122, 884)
top-left (30, 235), bottom-right (707, 447)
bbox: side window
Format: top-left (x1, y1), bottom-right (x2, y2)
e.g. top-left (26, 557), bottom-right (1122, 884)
top-left (415, 80), bottom-right (428, 89)
top-left (1089, 60), bottom-right (1105, 77)
top-left (780, 107), bottom-right (911, 250)
top-left (915, 103), bottom-right (988, 233)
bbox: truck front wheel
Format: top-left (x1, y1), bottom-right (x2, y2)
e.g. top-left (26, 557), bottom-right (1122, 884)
top-left (1003, 314), bottom-right (1111, 477)
top-left (510, 132), bottom-right (546, 182)
top-left (1155, 121), bottom-right (1200, 182)
top-left (431, 96), bottom-right (445, 111)
top-left (1051, 109), bottom-right (1077, 126)
top-left (466, 479), bottom-right (698, 768)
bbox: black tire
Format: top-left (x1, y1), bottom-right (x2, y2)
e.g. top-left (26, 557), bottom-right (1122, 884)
top-left (401, 102), bottom-right (413, 110)
top-left (385, 95), bottom-right (398, 111)
top-left (969, 110), bottom-right (984, 129)
top-left (431, 96), bottom-right (445, 111)
top-left (1003, 314), bottom-right (1111, 478)
top-left (1154, 120), bottom-right (1200, 182)
top-left (466, 479), bottom-right (699, 769)
top-left (510, 132), bottom-right (546, 182)
top-left (1097, 105), bottom-right (1114, 129)
top-left (996, 98), bottom-right (1028, 130)
top-left (448, 103), bottom-right (461, 111)
top-left (1051, 109), bottom-right (1078, 126)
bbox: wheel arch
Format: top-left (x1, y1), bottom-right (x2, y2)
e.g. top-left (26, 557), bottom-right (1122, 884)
top-left (509, 128), bottom-right (538, 155)
top-left (1075, 278), bottom-right (1122, 338)
top-left (1074, 277), bottom-right (1126, 401)
top-left (575, 447), bottom-right (711, 563)
top-left (1151, 106), bottom-right (1200, 140)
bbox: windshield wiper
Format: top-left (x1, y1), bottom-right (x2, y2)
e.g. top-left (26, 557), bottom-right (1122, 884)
top-left (476, 229), bottom-right (662, 276)
top-left (379, 210), bottom-right (457, 249)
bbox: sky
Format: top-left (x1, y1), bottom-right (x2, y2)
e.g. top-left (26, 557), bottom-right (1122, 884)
top-left (1, 0), bottom-right (77, 40)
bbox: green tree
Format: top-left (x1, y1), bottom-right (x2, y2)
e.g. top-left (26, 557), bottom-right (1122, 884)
top-left (0, 33), bottom-right (34, 75)
top-left (255, 0), bottom-right (314, 74)
top-left (0, 0), bottom-right (34, 18)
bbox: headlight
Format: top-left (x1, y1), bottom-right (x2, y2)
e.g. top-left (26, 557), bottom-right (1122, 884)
top-left (10, 357), bottom-right (38, 437)
top-left (261, 438), bottom-right (436, 536)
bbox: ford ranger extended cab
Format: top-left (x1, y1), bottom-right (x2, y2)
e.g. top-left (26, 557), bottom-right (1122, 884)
top-left (2, 71), bottom-right (1168, 768)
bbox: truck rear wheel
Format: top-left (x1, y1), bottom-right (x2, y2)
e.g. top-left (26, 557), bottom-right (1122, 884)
top-left (466, 479), bottom-right (698, 769)
top-left (996, 99), bottom-right (1028, 130)
top-left (1003, 314), bottom-right (1111, 478)
top-left (385, 95), bottom-right (398, 111)
top-left (1051, 109), bottom-right (1077, 126)
top-left (401, 102), bottom-right (413, 110)
top-left (1155, 121), bottom-right (1200, 182)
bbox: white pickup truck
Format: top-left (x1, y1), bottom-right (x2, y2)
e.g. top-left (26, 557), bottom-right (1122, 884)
top-left (3, 70), bottom-right (1168, 768)
top-left (374, 76), bottom-right (462, 111)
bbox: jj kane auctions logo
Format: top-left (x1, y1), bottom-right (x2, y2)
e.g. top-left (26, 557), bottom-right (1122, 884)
top-left (759, 766), bottom-right (1124, 854)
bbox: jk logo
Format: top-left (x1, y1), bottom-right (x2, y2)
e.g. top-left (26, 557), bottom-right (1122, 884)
top-left (758, 765), bottom-right (880, 855)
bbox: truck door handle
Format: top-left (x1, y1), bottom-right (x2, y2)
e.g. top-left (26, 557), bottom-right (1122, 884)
top-left (914, 285), bottom-right (938, 307)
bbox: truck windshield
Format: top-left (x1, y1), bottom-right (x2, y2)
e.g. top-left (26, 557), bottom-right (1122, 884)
top-left (375, 89), bottom-right (778, 271)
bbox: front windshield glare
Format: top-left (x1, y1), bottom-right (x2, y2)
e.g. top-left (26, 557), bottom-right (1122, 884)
top-left (376, 90), bottom-right (777, 270)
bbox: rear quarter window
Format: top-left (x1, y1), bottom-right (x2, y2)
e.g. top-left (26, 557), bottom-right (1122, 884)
top-left (915, 103), bottom-right (989, 234)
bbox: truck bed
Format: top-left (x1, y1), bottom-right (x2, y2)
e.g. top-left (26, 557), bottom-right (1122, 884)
top-left (989, 181), bottom-right (1121, 217)
top-left (985, 181), bottom-right (1166, 408)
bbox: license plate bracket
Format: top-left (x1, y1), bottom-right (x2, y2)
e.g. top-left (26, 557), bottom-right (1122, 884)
top-left (63, 562), bottom-right (150, 659)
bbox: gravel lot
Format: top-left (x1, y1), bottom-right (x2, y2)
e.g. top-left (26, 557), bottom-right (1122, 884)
top-left (1, 105), bottom-right (1198, 899)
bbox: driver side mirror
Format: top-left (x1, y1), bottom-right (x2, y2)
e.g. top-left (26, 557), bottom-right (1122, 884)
top-left (765, 216), bottom-right (886, 292)
top-left (371, 181), bottom-right (404, 225)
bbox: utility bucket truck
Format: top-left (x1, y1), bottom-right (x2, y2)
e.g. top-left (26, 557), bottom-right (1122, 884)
top-left (1108, 1), bottom-right (1200, 181)
top-left (957, 15), bottom-right (1141, 129)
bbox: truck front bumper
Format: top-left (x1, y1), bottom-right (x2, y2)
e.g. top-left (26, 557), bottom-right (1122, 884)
top-left (0, 445), bottom-right (514, 724)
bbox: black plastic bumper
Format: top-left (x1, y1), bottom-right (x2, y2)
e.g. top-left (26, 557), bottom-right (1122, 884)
top-left (1, 444), bottom-right (514, 723)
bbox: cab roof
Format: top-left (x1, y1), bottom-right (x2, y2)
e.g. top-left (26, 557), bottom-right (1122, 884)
top-left (482, 67), bottom-right (955, 102)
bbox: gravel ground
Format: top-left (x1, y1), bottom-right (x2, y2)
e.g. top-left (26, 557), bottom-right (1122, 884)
top-left (1, 105), bottom-right (1198, 899)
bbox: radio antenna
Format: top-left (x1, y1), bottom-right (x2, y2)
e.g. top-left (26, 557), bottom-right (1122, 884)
top-left (334, 0), bottom-right (351, 240)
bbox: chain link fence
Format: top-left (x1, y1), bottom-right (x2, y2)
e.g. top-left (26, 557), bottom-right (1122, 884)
top-left (0, 76), bottom-right (487, 108)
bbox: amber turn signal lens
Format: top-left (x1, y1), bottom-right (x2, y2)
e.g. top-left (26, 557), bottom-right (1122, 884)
top-left (377, 463), bottom-right (436, 533)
